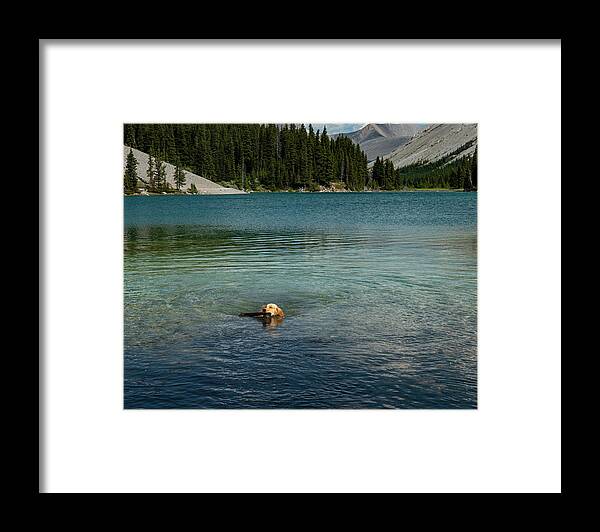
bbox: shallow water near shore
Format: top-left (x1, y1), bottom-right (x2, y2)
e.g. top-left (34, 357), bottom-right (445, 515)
top-left (124, 192), bottom-right (477, 408)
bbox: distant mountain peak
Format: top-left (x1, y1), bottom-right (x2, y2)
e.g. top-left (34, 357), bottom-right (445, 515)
top-left (337, 123), bottom-right (429, 162)
top-left (357, 123), bottom-right (426, 138)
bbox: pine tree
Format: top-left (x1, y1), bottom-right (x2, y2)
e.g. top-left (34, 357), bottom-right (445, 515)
top-left (174, 163), bottom-right (186, 191)
top-left (383, 159), bottom-right (395, 189)
top-left (146, 152), bottom-right (156, 191)
top-left (372, 157), bottom-right (385, 188)
top-left (155, 158), bottom-right (167, 192)
top-left (124, 148), bottom-right (138, 194)
top-left (471, 148), bottom-right (478, 190)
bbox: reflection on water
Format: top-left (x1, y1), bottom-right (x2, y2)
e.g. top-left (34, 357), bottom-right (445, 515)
top-left (124, 192), bottom-right (477, 408)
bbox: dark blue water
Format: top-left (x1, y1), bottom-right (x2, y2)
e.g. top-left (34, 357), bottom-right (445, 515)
top-left (124, 192), bottom-right (477, 408)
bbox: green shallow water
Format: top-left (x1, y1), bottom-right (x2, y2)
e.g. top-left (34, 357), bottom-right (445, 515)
top-left (124, 192), bottom-right (477, 408)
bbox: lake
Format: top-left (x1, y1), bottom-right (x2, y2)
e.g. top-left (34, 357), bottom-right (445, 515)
top-left (124, 192), bottom-right (477, 408)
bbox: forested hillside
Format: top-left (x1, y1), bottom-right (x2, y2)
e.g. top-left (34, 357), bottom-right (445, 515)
top-left (124, 123), bottom-right (369, 191)
top-left (371, 144), bottom-right (477, 190)
top-left (123, 123), bottom-right (477, 192)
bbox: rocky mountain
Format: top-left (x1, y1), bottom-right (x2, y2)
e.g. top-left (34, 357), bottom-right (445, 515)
top-left (123, 146), bottom-right (245, 194)
top-left (334, 123), bottom-right (428, 162)
top-left (384, 124), bottom-right (477, 168)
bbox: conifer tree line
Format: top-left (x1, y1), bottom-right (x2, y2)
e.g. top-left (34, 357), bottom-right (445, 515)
top-left (124, 123), bottom-right (369, 191)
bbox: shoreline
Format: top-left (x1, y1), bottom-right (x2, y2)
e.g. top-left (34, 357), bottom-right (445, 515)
top-left (125, 188), bottom-right (476, 197)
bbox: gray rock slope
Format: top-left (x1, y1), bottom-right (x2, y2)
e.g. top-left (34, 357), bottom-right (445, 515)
top-left (384, 124), bottom-right (477, 168)
top-left (123, 146), bottom-right (245, 194)
top-left (334, 123), bottom-right (428, 162)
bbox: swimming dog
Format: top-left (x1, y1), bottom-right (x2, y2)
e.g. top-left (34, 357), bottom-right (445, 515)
top-left (239, 303), bottom-right (285, 320)
top-left (261, 303), bottom-right (285, 319)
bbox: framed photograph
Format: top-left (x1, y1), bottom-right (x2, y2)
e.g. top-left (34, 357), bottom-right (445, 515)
top-left (40, 39), bottom-right (561, 493)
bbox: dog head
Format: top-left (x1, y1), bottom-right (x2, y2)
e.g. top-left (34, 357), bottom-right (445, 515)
top-left (262, 303), bottom-right (285, 319)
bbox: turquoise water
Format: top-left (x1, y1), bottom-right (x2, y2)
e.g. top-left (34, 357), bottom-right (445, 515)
top-left (124, 192), bottom-right (477, 408)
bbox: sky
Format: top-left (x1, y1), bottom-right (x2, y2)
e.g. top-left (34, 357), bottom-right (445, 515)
top-left (304, 123), bottom-right (365, 135)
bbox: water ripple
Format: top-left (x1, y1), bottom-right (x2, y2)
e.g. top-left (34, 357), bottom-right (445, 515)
top-left (124, 192), bottom-right (477, 408)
